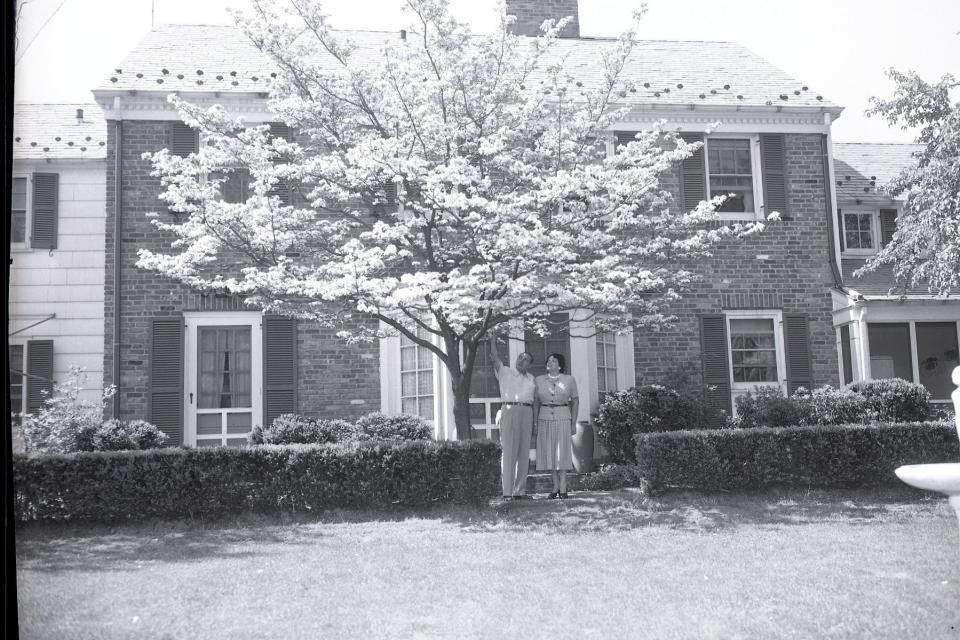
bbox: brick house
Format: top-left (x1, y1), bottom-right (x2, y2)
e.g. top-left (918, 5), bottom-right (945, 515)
top-left (831, 143), bottom-right (960, 404)
top-left (81, 0), bottom-right (953, 447)
top-left (9, 103), bottom-right (108, 420)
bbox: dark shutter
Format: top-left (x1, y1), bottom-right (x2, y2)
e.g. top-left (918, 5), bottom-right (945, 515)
top-left (267, 123), bottom-right (293, 205)
top-left (170, 122), bottom-right (199, 157)
top-left (699, 314), bottom-right (732, 420)
top-left (784, 314), bottom-right (813, 396)
top-left (760, 134), bottom-right (788, 216)
top-left (836, 207), bottom-right (844, 252)
top-left (880, 209), bottom-right (898, 246)
top-left (31, 173), bottom-right (58, 249)
top-left (268, 122), bottom-right (292, 141)
top-left (840, 324), bottom-right (853, 386)
top-left (149, 317), bottom-right (184, 445)
top-left (25, 339), bottom-right (54, 414)
top-left (679, 133), bottom-right (706, 211)
top-left (263, 316), bottom-right (297, 427)
top-left (615, 131), bottom-right (637, 149)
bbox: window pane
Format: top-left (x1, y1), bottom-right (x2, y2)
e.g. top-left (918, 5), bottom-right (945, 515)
top-left (401, 372), bottom-right (416, 396)
top-left (400, 347), bottom-right (416, 371)
top-left (916, 322), bottom-right (959, 400)
top-left (868, 323), bottom-right (913, 381)
top-left (9, 344), bottom-right (24, 422)
top-left (469, 347), bottom-right (499, 398)
top-left (730, 318), bottom-right (777, 383)
top-left (418, 397), bottom-right (434, 420)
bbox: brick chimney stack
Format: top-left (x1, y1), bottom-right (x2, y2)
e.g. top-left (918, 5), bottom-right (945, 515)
top-left (505, 0), bottom-right (581, 38)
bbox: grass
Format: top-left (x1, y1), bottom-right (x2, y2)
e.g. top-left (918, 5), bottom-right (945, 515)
top-left (15, 486), bottom-right (960, 640)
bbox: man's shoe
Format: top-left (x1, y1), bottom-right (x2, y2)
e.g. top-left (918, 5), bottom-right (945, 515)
top-left (558, 492), bottom-right (569, 500)
top-left (547, 492), bottom-right (559, 500)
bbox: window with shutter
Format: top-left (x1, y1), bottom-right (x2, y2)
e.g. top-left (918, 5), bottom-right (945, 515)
top-left (262, 316), bottom-right (297, 427)
top-left (784, 314), bottom-right (812, 395)
top-left (170, 122), bottom-right (199, 157)
top-left (9, 344), bottom-right (25, 423)
top-left (26, 339), bottom-right (54, 414)
top-left (31, 173), bottom-right (58, 249)
top-left (679, 133), bottom-right (706, 212)
top-left (266, 123), bottom-right (294, 205)
top-left (760, 133), bottom-right (788, 216)
top-left (719, 310), bottom-right (789, 414)
top-left (880, 209), bottom-right (898, 246)
top-left (699, 314), bottom-right (732, 421)
top-left (11, 177), bottom-right (27, 244)
top-left (150, 317), bottom-right (184, 444)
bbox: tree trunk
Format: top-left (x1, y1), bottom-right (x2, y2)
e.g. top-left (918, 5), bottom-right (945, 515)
top-left (450, 373), bottom-right (474, 441)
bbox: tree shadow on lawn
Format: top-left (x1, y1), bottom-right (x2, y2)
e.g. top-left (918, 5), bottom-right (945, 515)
top-left (16, 485), bottom-right (951, 574)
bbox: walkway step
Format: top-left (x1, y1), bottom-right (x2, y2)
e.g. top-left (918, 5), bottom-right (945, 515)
top-left (524, 472), bottom-right (588, 494)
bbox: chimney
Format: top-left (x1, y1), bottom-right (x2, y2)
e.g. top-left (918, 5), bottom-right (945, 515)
top-left (76, 108), bottom-right (84, 123)
top-left (505, 0), bottom-right (580, 38)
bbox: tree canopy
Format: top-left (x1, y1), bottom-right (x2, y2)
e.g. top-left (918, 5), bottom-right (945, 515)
top-left (857, 68), bottom-right (960, 295)
top-left (139, 0), bottom-right (770, 437)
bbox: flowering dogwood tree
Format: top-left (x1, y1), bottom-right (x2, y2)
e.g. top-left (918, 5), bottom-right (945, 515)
top-left (139, 0), bottom-right (769, 439)
top-left (857, 69), bottom-right (960, 295)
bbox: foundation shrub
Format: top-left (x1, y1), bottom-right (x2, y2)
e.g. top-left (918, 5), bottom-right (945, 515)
top-left (74, 419), bottom-right (169, 452)
top-left (12, 440), bottom-right (501, 522)
top-left (844, 378), bottom-right (933, 422)
top-left (596, 385), bottom-right (715, 464)
top-left (579, 464), bottom-right (649, 492)
top-left (250, 414), bottom-right (357, 445)
top-left (635, 421), bottom-right (959, 491)
top-left (354, 412), bottom-right (433, 441)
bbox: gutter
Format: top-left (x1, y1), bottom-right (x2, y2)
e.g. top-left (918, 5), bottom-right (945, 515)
top-left (821, 118), bottom-right (843, 288)
top-left (112, 96), bottom-right (123, 419)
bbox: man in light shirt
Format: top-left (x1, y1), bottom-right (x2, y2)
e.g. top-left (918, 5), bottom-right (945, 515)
top-left (489, 336), bottom-right (536, 500)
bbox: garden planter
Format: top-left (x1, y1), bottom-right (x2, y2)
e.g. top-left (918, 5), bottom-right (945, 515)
top-left (572, 420), bottom-right (594, 473)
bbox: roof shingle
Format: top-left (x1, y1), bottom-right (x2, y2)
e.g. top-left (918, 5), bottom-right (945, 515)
top-left (12, 103), bottom-right (107, 160)
top-left (94, 24), bottom-right (840, 112)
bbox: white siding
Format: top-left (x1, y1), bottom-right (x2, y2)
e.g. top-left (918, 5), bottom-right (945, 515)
top-left (9, 161), bottom-right (106, 402)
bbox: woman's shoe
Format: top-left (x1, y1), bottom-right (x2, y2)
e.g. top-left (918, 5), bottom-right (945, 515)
top-left (547, 491), bottom-right (559, 500)
top-left (558, 492), bottom-right (569, 500)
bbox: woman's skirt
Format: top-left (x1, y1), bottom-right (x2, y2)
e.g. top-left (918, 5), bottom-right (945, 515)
top-left (536, 407), bottom-right (573, 471)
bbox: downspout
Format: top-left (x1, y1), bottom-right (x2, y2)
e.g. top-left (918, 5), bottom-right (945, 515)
top-left (112, 96), bottom-right (123, 418)
top-left (821, 115), bottom-right (843, 288)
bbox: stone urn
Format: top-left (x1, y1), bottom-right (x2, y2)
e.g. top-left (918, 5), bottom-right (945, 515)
top-left (895, 365), bottom-right (960, 542)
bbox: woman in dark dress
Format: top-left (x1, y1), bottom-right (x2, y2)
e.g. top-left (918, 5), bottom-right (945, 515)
top-left (533, 353), bottom-right (579, 499)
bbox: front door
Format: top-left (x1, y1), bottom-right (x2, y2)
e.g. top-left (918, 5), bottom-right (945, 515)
top-left (184, 313), bottom-right (262, 447)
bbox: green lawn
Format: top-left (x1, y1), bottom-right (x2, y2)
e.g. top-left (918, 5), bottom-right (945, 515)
top-left (15, 487), bottom-right (960, 639)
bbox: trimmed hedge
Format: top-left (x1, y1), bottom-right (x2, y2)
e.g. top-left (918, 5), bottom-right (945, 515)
top-left (13, 440), bottom-right (501, 522)
top-left (635, 421), bottom-right (959, 491)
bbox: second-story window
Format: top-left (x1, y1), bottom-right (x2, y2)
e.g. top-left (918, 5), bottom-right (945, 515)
top-left (11, 177), bottom-right (27, 244)
top-left (843, 212), bottom-right (875, 251)
top-left (708, 139), bottom-right (755, 213)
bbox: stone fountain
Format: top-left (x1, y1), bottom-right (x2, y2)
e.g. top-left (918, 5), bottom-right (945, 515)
top-left (895, 365), bottom-right (960, 542)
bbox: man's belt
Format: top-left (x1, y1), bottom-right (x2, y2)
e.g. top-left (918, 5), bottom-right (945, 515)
top-left (502, 402), bottom-right (532, 407)
top-left (541, 403), bottom-right (568, 407)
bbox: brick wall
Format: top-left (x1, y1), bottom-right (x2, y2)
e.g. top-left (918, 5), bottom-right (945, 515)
top-left (632, 133), bottom-right (840, 393)
top-left (104, 119), bottom-right (380, 425)
top-left (505, 0), bottom-right (580, 38)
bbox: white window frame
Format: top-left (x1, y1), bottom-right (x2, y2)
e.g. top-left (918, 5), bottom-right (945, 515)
top-left (8, 341), bottom-right (26, 421)
top-left (399, 327), bottom-right (436, 421)
top-left (10, 174), bottom-right (30, 249)
top-left (183, 311), bottom-right (263, 447)
top-left (841, 210), bottom-right (880, 256)
top-left (725, 310), bottom-right (787, 402)
top-left (863, 319), bottom-right (960, 403)
top-left (704, 133), bottom-right (764, 221)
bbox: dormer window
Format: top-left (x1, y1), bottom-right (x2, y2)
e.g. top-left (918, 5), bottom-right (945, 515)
top-left (842, 212), bottom-right (876, 252)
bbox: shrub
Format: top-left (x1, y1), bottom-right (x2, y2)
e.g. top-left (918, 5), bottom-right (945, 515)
top-left (635, 421), bottom-right (959, 491)
top-left (354, 412), bottom-right (433, 441)
top-left (596, 385), bottom-right (713, 464)
top-left (250, 414), bottom-right (357, 445)
top-left (579, 464), bottom-right (649, 492)
top-left (732, 386), bottom-right (806, 428)
top-left (12, 440), bottom-right (501, 522)
top-left (74, 419), bottom-right (168, 452)
top-left (845, 378), bottom-right (932, 422)
top-left (18, 367), bottom-right (117, 454)
top-left (793, 386), bottom-right (873, 426)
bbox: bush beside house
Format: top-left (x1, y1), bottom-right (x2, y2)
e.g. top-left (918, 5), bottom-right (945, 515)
top-left (634, 421), bottom-right (959, 491)
top-left (13, 440), bottom-right (501, 522)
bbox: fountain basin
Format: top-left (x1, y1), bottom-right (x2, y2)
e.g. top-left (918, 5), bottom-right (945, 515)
top-left (895, 463), bottom-right (960, 494)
